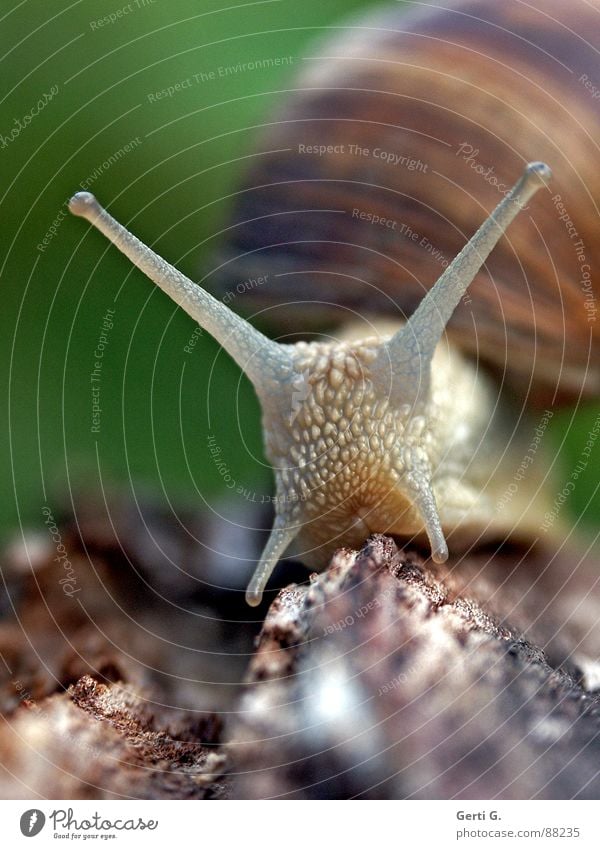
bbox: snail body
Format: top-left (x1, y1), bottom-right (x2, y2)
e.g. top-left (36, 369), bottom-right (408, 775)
top-left (260, 333), bottom-right (519, 569)
top-left (69, 0), bottom-right (599, 605)
top-left (70, 163), bottom-right (552, 605)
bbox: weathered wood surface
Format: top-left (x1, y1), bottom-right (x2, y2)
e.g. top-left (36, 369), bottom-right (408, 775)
top-left (1, 500), bottom-right (599, 799)
top-left (230, 536), bottom-right (600, 798)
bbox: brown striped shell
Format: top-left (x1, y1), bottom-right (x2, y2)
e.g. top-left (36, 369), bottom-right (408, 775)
top-left (212, 0), bottom-right (600, 406)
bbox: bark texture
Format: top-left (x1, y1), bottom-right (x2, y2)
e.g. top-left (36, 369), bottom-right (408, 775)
top-left (1, 498), bottom-right (599, 799)
top-left (230, 536), bottom-right (600, 799)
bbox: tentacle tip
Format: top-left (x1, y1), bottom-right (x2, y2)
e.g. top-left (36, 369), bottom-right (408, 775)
top-left (525, 161), bottom-right (552, 186)
top-left (431, 542), bottom-right (449, 564)
top-left (69, 191), bottom-right (100, 219)
top-left (245, 588), bottom-right (262, 607)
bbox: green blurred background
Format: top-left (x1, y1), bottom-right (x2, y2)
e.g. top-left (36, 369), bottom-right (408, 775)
top-left (1, 0), bottom-right (598, 542)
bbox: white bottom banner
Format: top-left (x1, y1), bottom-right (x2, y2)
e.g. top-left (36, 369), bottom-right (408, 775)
top-left (0, 800), bottom-right (597, 846)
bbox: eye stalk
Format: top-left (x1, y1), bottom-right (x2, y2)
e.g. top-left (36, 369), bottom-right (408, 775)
top-left (68, 191), bottom-right (293, 390)
top-left (69, 162), bottom-right (551, 606)
top-left (373, 161), bottom-right (552, 406)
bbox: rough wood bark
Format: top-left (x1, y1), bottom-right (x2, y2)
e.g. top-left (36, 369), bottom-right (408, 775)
top-left (1, 498), bottom-right (599, 798)
top-left (229, 536), bottom-right (600, 799)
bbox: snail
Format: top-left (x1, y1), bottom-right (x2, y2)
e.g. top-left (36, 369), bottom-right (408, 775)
top-left (71, 162), bottom-right (550, 606)
top-left (69, 0), bottom-right (599, 607)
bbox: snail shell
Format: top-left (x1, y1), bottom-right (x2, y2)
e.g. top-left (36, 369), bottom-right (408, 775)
top-left (213, 0), bottom-right (600, 406)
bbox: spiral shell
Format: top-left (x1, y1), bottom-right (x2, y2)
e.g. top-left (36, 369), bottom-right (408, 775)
top-left (213, 0), bottom-right (600, 406)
